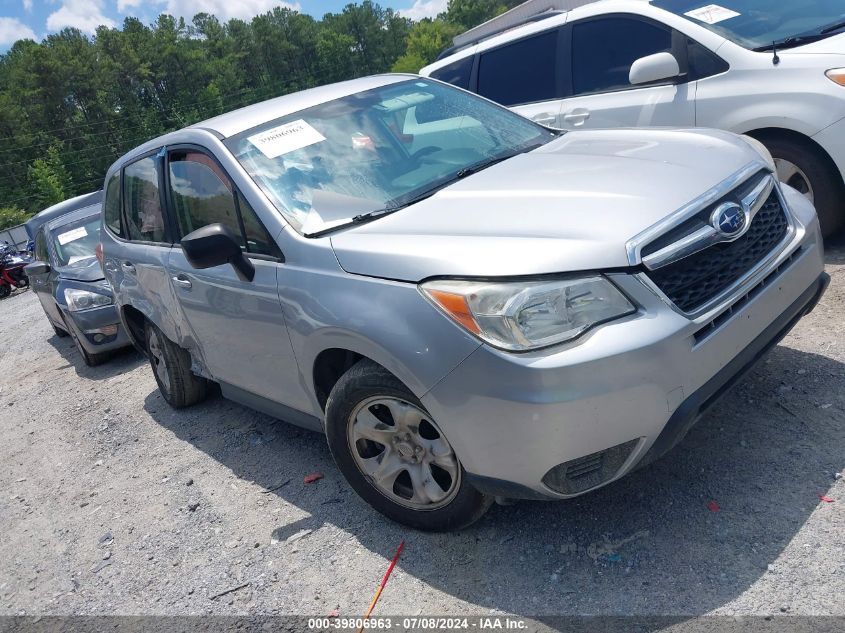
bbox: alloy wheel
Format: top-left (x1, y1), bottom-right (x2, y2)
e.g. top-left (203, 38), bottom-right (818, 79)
top-left (775, 158), bottom-right (814, 203)
top-left (147, 329), bottom-right (171, 393)
top-left (347, 396), bottom-right (461, 510)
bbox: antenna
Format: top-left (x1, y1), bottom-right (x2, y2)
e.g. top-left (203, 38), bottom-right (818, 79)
top-left (772, 41), bottom-right (780, 65)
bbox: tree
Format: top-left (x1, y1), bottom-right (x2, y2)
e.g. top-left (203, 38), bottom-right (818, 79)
top-left (445, 0), bottom-right (509, 29)
top-left (0, 207), bottom-right (31, 231)
top-left (392, 18), bottom-right (461, 72)
top-left (28, 145), bottom-right (73, 209)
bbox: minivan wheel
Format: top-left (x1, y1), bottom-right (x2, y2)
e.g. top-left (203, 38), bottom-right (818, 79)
top-left (325, 360), bottom-right (491, 531)
top-left (145, 322), bottom-right (208, 408)
top-left (761, 136), bottom-right (844, 236)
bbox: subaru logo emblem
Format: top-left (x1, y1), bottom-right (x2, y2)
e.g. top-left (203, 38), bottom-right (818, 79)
top-left (712, 202), bottom-right (747, 238)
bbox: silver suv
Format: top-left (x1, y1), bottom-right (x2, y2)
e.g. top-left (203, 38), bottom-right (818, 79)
top-left (100, 75), bottom-right (828, 531)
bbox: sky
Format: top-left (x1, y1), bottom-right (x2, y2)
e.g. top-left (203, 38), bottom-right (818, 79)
top-left (0, 0), bottom-right (446, 50)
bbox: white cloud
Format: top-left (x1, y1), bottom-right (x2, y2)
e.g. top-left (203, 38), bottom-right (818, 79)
top-left (0, 17), bottom-right (37, 45)
top-left (117, 0), bottom-right (144, 11)
top-left (23, 0), bottom-right (33, 11)
top-left (46, 0), bottom-right (117, 34)
top-left (398, 0), bottom-right (447, 20)
top-left (161, 0), bottom-right (300, 22)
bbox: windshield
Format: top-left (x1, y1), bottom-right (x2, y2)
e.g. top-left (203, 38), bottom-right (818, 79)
top-left (654, 0), bottom-right (845, 49)
top-left (49, 214), bottom-right (101, 267)
top-left (224, 79), bottom-right (555, 236)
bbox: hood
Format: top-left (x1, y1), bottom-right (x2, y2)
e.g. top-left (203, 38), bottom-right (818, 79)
top-left (784, 31), bottom-right (845, 55)
top-left (58, 257), bottom-right (106, 283)
top-left (330, 128), bottom-right (765, 281)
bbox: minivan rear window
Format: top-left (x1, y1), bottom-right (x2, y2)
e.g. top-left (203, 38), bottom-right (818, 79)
top-left (103, 172), bottom-right (123, 238)
top-left (124, 156), bottom-right (169, 243)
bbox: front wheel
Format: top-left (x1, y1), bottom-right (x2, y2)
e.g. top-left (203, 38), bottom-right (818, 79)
top-left (145, 322), bottom-right (208, 408)
top-left (762, 136), bottom-right (844, 236)
top-left (325, 360), bottom-right (491, 531)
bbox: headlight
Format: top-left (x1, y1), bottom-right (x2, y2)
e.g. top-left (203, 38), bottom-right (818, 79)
top-left (740, 135), bottom-right (776, 172)
top-left (64, 288), bottom-right (113, 312)
top-left (826, 68), bottom-right (845, 87)
top-left (420, 276), bottom-right (636, 351)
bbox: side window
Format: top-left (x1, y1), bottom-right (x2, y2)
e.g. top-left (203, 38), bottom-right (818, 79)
top-left (571, 17), bottom-right (672, 95)
top-left (103, 172), bottom-right (123, 237)
top-left (687, 39), bottom-right (729, 80)
top-left (167, 149), bottom-right (281, 258)
top-left (477, 30), bottom-right (558, 106)
top-left (168, 151), bottom-right (244, 247)
top-left (124, 156), bottom-right (169, 243)
top-left (35, 229), bottom-right (49, 263)
top-left (430, 55), bottom-right (474, 90)
top-left (237, 192), bottom-right (281, 257)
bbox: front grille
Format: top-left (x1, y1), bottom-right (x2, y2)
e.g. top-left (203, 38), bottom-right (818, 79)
top-left (646, 191), bottom-right (789, 313)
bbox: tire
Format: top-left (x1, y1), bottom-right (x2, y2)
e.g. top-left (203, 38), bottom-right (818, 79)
top-left (0, 284), bottom-right (10, 299)
top-left (761, 135), bottom-right (845, 236)
top-left (65, 319), bottom-right (110, 367)
top-left (145, 321), bottom-right (208, 408)
top-left (52, 323), bottom-right (70, 338)
top-left (325, 359), bottom-right (491, 531)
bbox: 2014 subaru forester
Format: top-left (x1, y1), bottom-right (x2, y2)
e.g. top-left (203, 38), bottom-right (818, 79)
top-left (100, 75), bottom-right (828, 531)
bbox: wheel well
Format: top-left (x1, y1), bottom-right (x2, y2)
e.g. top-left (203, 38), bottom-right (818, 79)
top-left (744, 127), bottom-right (844, 187)
top-left (313, 348), bottom-right (365, 410)
top-left (121, 305), bottom-right (147, 352)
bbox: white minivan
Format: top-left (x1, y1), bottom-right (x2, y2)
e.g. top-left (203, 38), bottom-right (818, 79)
top-left (421, 0), bottom-right (845, 235)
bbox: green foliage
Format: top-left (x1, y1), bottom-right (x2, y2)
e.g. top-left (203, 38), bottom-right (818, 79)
top-left (0, 207), bottom-right (32, 231)
top-left (28, 145), bottom-right (73, 209)
top-left (392, 19), bottom-right (461, 72)
top-left (0, 0), bottom-right (493, 211)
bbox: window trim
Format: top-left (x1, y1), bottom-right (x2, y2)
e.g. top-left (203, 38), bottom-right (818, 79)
top-left (120, 148), bottom-right (174, 247)
top-left (566, 12), bottom-right (693, 98)
top-left (163, 143), bottom-right (283, 262)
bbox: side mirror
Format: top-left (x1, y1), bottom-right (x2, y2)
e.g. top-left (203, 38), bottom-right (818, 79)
top-left (629, 52), bottom-right (681, 86)
top-left (180, 223), bottom-right (255, 282)
top-left (24, 261), bottom-right (50, 276)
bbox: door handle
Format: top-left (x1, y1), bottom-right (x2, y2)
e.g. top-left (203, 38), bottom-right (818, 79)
top-left (563, 109), bottom-right (591, 126)
top-left (121, 262), bottom-right (136, 274)
top-left (532, 113), bottom-right (558, 125)
top-left (172, 274), bottom-right (192, 290)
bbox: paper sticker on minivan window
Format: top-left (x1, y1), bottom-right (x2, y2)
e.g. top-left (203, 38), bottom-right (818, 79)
top-left (247, 120), bottom-right (326, 159)
top-left (684, 4), bottom-right (740, 24)
top-left (57, 226), bottom-right (87, 245)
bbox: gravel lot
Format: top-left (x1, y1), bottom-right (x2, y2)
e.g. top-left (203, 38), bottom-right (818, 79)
top-left (0, 241), bottom-right (843, 623)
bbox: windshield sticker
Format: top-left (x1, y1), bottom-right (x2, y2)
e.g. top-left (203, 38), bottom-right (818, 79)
top-left (684, 4), bottom-right (740, 24)
top-left (247, 120), bottom-right (326, 159)
top-left (57, 226), bottom-right (87, 245)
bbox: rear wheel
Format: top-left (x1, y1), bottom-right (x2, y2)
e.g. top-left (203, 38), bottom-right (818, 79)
top-left (325, 360), bottom-right (491, 531)
top-left (761, 135), bottom-right (844, 236)
top-left (145, 322), bottom-right (208, 408)
top-left (0, 284), bottom-right (10, 299)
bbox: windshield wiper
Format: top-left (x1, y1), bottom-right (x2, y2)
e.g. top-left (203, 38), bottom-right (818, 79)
top-left (755, 18), bottom-right (845, 53)
top-left (820, 19), bottom-right (845, 34)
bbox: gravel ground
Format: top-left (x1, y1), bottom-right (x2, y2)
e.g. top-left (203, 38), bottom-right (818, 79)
top-left (0, 242), bottom-right (843, 622)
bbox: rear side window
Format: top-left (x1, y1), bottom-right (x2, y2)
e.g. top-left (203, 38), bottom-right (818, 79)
top-left (477, 30), bottom-right (559, 106)
top-left (571, 17), bottom-right (672, 95)
top-left (168, 149), bottom-right (281, 258)
top-left (124, 156), bottom-right (169, 243)
top-left (103, 172), bottom-right (123, 238)
top-left (430, 56), bottom-right (474, 90)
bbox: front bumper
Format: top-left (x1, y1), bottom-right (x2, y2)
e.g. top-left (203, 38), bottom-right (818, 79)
top-left (420, 188), bottom-right (826, 500)
top-left (64, 304), bottom-right (131, 354)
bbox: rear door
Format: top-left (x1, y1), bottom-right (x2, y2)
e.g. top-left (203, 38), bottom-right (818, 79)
top-left (162, 146), bottom-right (302, 405)
top-left (475, 29), bottom-right (565, 128)
top-left (557, 15), bottom-right (696, 130)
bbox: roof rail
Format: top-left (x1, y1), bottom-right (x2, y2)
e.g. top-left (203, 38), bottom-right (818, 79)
top-left (450, 0), bottom-right (598, 49)
top-left (436, 11), bottom-right (565, 60)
